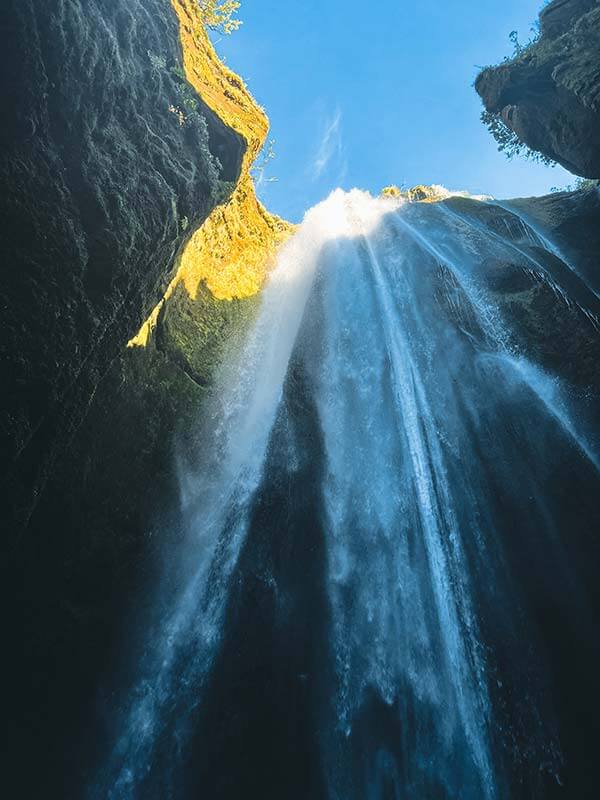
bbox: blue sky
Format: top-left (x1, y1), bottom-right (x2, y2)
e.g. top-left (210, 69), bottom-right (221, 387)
top-left (216, 0), bottom-right (573, 222)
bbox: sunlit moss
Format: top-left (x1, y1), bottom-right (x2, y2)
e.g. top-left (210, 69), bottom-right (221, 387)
top-left (381, 184), bottom-right (446, 203)
top-left (129, 0), bottom-right (294, 348)
top-left (381, 184), bottom-right (486, 203)
top-left (380, 185), bottom-right (403, 198)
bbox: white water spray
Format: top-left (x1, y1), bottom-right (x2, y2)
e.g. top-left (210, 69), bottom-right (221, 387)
top-left (98, 189), bottom-right (598, 799)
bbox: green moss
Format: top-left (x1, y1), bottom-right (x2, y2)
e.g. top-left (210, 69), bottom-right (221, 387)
top-left (36, 281), bottom-right (259, 625)
top-left (158, 281), bottom-right (261, 386)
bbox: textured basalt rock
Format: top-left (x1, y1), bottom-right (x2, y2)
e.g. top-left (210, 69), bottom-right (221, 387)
top-left (2, 2), bottom-right (293, 794)
top-left (476, 0), bottom-right (600, 177)
top-left (0, 1), bottom-right (264, 794)
top-left (0, 0), bottom-right (244, 539)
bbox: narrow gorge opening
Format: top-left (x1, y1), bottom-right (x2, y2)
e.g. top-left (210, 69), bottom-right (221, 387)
top-left (3, 2), bottom-right (600, 799)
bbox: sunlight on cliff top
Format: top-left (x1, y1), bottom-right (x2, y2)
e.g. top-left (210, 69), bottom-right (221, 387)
top-left (129, 0), bottom-right (293, 349)
top-left (128, 1), bottom-right (492, 353)
top-left (382, 184), bottom-right (492, 203)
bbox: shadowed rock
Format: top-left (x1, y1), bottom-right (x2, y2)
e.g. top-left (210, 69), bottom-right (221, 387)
top-left (0, 0), bottom-right (243, 540)
top-left (476, 0), bottom-right (600, 177)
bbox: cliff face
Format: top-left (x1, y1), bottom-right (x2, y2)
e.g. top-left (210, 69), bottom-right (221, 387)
top-left (129, 0), bottom-right (294, 349)
top-left (3, 1), bottom-right (600, 796)
top-left (475, 0), bottom-right (600, 177)
top-left (0, 0), bottom-right (244, 538)
top-left (2, 3), bottom-right (291, 795)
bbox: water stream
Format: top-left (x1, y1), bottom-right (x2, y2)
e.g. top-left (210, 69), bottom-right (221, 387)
top-left (95, 189), bottom-right (600, 799)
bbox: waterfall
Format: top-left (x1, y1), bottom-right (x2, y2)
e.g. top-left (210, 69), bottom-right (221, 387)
top-left (96, 189), bottom-right (600, 799)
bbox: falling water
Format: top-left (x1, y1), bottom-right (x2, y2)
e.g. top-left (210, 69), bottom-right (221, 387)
top-left (96, 189), bottom-right (600, 799)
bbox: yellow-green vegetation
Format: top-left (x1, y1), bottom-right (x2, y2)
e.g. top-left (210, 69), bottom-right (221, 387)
top-left (381, 185), bottom-right (403, 198)
top-left (129, 0), bottom-right (294, 348)
top-left (382, 184), bottom-right (453, 203)
top-left (199, 0), bottom-right (242, 34)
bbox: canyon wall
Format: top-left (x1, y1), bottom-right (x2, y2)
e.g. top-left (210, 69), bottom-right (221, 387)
top-left (476, 0), bottom-right (600, 177)
top-left (2, 0), bottom-right (599, 795)
top-left (1, 2), bottom-right (285, 794)
top-left (0, 0), bottom-right (244, 539)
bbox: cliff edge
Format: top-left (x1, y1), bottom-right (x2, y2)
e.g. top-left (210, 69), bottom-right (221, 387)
top-left (476, 0), bottom-right (600, 177)
top-left (0, 0), bottom-right (244, 538)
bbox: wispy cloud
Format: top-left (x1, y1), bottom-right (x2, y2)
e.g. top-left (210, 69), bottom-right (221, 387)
top-left (311, 108), bottom-right (343, 180)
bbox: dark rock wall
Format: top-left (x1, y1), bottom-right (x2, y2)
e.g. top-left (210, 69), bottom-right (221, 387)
top-left (476, 0), bottom-right (600, 177)
top-left (0, 0), bottom-right (243, 539)
top-left (5, 295), bottom-right (256, 798)
top-left (0, 3), bottom-right (247, 792)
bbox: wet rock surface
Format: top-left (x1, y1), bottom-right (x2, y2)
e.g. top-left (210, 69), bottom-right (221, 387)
top-left (445, 190), bottom-right (600, 392)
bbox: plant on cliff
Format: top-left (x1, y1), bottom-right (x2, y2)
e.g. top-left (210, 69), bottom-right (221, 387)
top-left (199, 1), bottom-right (242, 35)
top-left (250, 138), bottom-right (278, 187)
top-left (505, 24), bottom-right (540, 61)
top-left (550, 177), bottom-right (600, 193)
top-left (481, 109), bottom-right (555, 166)
top-left (478, 18), bottom-right (558, 167)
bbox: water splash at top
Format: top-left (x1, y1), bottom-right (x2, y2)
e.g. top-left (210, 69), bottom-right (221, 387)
top-left (96, 188), bottom-right (600, 800)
